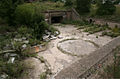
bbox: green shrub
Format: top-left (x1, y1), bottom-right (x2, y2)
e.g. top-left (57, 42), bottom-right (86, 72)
top-left (64, 0), bottom-right (73, 7)
top-left (17, 26), bottom-right (33, 37)
top-left (112, 26), bottom-right (120, 33)
top-left (33, 21), bottom-right (49, 40)
top-left (0, 35), bottom-right (12, 50)
top-left (76, 0), bottom-right (91, 14)
top-left (0, 25), bottom-right (14, 34)
top-left (0, 17), bottom-right (6, 25)
top-left (83, 24), bottom-right (107, 34)
top-left (4, 62), bottom-right (25, 78)
top-left (102, 31), bottom-right (120, 38)
top-left (40, 72), bottom-right (47, 79)
top-left (114, 0), bottom-right (120, 4)
top-left (14, 4), bottom-right (44, 27)
top-left (0, 0), bottom-right (24, 25)
top-left (96, 0), bottom-right (116, 15)
top-left (14, 4), bottom-right (56, 40)
top-left (61, 20), bottom-right (89, 26)
top-left (115, 5), bottom-right (120, 16)
top-left (29, 38), bottom-right (42, 46)
top-left (0, 55), bottom-right (26, 78)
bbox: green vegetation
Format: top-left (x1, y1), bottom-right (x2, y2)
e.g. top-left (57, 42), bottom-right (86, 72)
top-left (64, 0), bottom-right (73, 7)
top-left (0, 60), bottom-right (26, 78)
top-left (62, 19), bottom-right (120, 38)
top-left (83, 25), bottom-right (107, 34)
top-left (14, 3), bottom-right (44, 27)
top-left (89, 4), bottom-right (120, 23)
top-left (114, 0), bottom-right (120, 4)
top-left (62, 20), bottom-right (89, 26)
top-left (102, 26), bottom-right (120, 38)
top-left (40, 72), bottom-right (47, 79)
top-left (96, 0), bottom-right (116, 15)
top-left (76, 0), bottom-right (91, 14)
top-left (21, 1), bottom-right (66, 12)
top-left (75, 0), bottom-right (120, 23)
top-left (0, 28), bottom-right (38, 78)
top-left (0, 25), bottom-right (15, 34)
top-left (0, 1), bottom-right (60, 78)
top-left (115, 5), bottom-right (120, 16)
top-left (0, 0), bottom-right (120, 78)
top-left (0, 0), bottom-right (24, 25)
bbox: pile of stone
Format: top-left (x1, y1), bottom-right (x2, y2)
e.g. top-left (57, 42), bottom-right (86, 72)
top-left (43, 30), bottom-right (59, 42)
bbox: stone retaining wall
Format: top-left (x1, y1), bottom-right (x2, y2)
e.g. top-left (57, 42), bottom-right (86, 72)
top-left (55, 36), bottom-right (120, 79)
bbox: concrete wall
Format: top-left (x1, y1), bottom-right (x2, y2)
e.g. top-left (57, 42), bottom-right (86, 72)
top-left (71, 8), bottom-right (81, 21)
top-left (55, 36), bottom-right (120, 79)
top-left (44, 9), bottom-right (81, 24)
top-left (44, 11), bottom-right (72, 24)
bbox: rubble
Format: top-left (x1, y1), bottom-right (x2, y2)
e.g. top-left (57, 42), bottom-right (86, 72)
top-left (23, 40), bottom-right (29, 44)
top-left (58, 36), bottom-right (63, 39)
top-left (8, 57), bottom-right (15, 63)
top-left (22, 44), bottom-right (27, 49)
top-left (55, 31), bottom-right (59, 35)
top-left (0, 74), bottom-right (8, 79)
top-left (14, 38), bottom-right (22, 42)
top-left (3, 53), bottom-right (19, 63)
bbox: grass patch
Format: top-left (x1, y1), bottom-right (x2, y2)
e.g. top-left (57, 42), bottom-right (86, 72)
top-left (102, 26), bottom-right (120, 38)
top-left (0, 25), bottom-right (16, 34)
top-left (61, 20), bottom-right (89, 26)
top-left (21, 1), bottom-right (67, 12)
top-left (115, 5), bottom-right (120, 16)
top-left (84, 26), bottom-right (104, 34)
top-left (40, 72), bottom-right (47, 79)
top-left (0, 55), bottom-right (26, 79)
top-left (90, 5), bottom-right (120, 23)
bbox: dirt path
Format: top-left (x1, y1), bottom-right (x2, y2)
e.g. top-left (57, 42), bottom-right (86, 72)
top-left (37, 24), bottom-right (112, 79)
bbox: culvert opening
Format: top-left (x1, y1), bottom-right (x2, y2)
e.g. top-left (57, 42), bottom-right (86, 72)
top-left (51, 16), bottom-right (63, 23)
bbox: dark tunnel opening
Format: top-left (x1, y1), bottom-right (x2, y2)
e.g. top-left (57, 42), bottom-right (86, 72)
top-left (51, 16), bottom-right (63, 23)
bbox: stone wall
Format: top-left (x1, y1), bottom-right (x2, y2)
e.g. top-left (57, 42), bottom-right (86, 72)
top-left (55, 36), bottom-right (120, 79)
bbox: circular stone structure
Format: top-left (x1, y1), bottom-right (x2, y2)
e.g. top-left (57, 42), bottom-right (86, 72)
top-left (58, 39), bottom-right (97, 56)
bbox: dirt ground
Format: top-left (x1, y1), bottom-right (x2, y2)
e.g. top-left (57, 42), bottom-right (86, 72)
top-left (37, 24), bottom-right (112, 79)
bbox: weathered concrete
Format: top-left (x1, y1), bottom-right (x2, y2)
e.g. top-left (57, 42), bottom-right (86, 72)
top-left (44, 8), bottom-right (81, 24)
top-left (55, 36), bottom-right (120, 79)
top-left (37, 25), bottom-right (112, 78)
top-left (58, 40), bottom-right (97, 56)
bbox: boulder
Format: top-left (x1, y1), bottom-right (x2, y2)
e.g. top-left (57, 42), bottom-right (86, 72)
top-left (20, 57), bottom-right (47, 79)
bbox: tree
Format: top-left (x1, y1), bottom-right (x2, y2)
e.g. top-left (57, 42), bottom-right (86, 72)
top-left (114, 0), bottom-right (120, 4)
top-left (96, 0), bottom-right (116, 15)
top-left (0, 0), bottom-right (24, 25)
top-left (64, 0), bottom-right (73, 7)
top-left (76, 0), bottom-right (91, 14)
